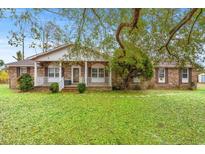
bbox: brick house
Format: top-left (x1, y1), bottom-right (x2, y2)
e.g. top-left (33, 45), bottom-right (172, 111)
top-left (6, 44), bottom-right (198, 91)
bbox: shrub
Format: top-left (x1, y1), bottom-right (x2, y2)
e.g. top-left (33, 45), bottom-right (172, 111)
top-left (77, 83), bottom-right (86, 93)
top-left (189, 82), bottom-right (197, 90)
top-left (0, 70), bottom-right (8, 83)
top-left (112, 85), bottom-right (122, 90)
top-left (49, 83), bottom-right (59, 93)
top-left (17, 73), bottom-right (33, 92)
top-left (112, 42), bottom-right (153, 89)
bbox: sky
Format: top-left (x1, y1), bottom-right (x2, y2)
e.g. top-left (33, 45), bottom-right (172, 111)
top-left (0, 9), bottom-right (69, 63)
top-left (0, 9), bottom-right (204, 67)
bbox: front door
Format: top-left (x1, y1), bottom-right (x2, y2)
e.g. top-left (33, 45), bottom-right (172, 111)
top-left (73, 68), bottom-right (80, 83)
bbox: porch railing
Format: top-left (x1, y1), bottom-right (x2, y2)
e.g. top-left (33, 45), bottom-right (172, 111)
top-left (36, 77), bottom-right (65, 91)
top-left (87, 77), bottom-right (110, 86)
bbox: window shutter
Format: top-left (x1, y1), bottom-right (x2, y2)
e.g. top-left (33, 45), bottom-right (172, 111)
top-left (179, 68), bottom-right (182, 84)
top-left (16, 67), bottom-right (20, 77)
top-left (27, 67), bottom-right (30, 74)
top-left (45, 67), bottom-right (48, 77)
top-left (155, 68), bottom-right (159, 83)
top-left (88, 67), bottom-right (91, 77)
top-left (62, 67), bottom-right (64, 77)
top-left (189, 68), bottom-right (192, 83)
top-left (105, 69), bottom-right (108, 77)
top-left (165, 68), bottom-right (168, 84)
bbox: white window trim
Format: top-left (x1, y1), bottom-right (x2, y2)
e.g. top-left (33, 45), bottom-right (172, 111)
top-left (158, 68), bottom-right (166, 83)
top-left (91, 68), bottom-right (105, 78)
top-left (20, 67), bottom-right (27, 75)
top-left (71, 65), bottom-right (81, 83)
top-left (182, 68), bottom-right (189, 83)
top-left (48, 67), bottom-right (59, 78)
top-left (133, 77), bottom-right (140, 83)
top-left (91, 64), bottom-right (105, 83)
top-left (201, 75), bottom-right (205, 83)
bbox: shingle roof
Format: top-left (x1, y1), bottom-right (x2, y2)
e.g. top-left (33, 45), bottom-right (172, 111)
top-left (6, 59), bottom-right (34, 67)
top-left (156, 62), bottom-right (192, 68)
top-left (28, 44), bottom-right (70, 60)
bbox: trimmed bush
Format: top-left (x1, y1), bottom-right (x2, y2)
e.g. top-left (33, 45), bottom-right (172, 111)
top-left (49, 83), bottom-right (59, 93)
top-left (17, 73), bottom-right (33, 92)
top-left (77, 83), bottom-right (86, 93)
top-left (189, 82), bottom-right (197, 90)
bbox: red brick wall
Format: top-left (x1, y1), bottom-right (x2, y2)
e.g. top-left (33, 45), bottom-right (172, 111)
top-left (112, 67), bottom-right (198, 89)
top-left (8, 67), bottom-right (34, 89)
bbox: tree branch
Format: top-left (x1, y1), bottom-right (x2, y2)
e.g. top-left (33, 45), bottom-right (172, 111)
top-left (76, 9), bottom-right (87, 42)
top-left (187, 8), bottom-right (203, 44)
top-left (91, 8), bottom-right (105, 28)
top-left (116, 8), bottom-right (141, 52)
top-left (159, 8), bottom-right (198, 58)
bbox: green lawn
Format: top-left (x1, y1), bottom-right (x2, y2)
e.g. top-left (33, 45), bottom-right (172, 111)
top-left (0, 84), bottom-right (205, 144)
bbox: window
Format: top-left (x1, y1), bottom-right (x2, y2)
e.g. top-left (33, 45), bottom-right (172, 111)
top-left (91, 68), bottom-right (98, 77)
top-left (158, 68), bottom-right (165, 83)
top-left (55, 68), bottom-right (59, 77)
top-left (91, 68), bottom-right (105, 78)
top-left (133, 77), bottom-right (140, 83)
top-left (182, 68), bottom-right (189, 83)
top-left (48, 68), bottom-right (59, 78)
top-left (20, 67), bottom-right (27, 75)
top-left (99, 68), bottom-right (105, 78)
top-left (201, 75), bottom-right (205, 83)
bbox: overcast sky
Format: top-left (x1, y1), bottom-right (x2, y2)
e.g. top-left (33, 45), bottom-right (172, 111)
top-left (0, 9), bottom-right (69, 63)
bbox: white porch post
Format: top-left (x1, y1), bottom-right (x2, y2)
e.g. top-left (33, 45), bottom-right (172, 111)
top-left (109, 66), bottom-right (112, 86)
top-left (85, 61), bottom-right (88, 86)
top-left (34, 62), bottom-right (37, 86)
top-left (59, 62), bottom-right (62, 82)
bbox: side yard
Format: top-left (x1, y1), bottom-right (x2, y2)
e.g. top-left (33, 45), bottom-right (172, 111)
top-left (0, 84), bottom-right (205, 144)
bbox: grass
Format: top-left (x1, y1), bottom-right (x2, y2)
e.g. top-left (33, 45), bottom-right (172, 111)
top-left (0, 84), bottom-right (205, 144)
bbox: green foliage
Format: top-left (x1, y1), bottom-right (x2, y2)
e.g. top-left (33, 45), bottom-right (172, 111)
top-left (189, 82), bottom-right (197, 90)
top-left (112, 43), bottom-right (153, 89)
top-left (0, 59), bottom-right (4, 67)
top-left (0, 70), bottom-right (8, 83)
top-left (12, 51), bottom-right (23, 61)
top-left (17, 73), bottom-right (33, 91)
top-left (49, 82), bottom-right (59, 93)
top-left (77, 83), bottom-right (86, 93)
top-left (0, 84), bottom-right (205, 144)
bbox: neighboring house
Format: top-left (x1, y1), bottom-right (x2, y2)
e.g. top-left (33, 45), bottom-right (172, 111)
top-left (6, 44), bottom-right (199, 91)
top-left (198, 73), bottom-right (205, 83)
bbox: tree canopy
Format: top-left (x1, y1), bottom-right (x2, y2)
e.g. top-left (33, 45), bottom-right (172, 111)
top-left (0, 8), bottom-right (204, 66)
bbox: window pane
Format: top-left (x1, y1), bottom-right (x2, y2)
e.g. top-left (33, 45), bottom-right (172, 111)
top-left (182, 74), bottom-right (187, 78)
top-left (182, 68), bottom-right (188, 79)
top-left (92, 68), bottom-right (97, 77)
top-left (55, 68), bottom-right (59, 77)
top-left (48, 68), bottom-right (54, 77)
top-left (20, 67), bottom-right (27, 75)
top-left (99, 68), bottom-right (104, 77)
top-left (159, 68), bottom-right (165, 78)
top-left (182, 69), bottom-right (187, 74)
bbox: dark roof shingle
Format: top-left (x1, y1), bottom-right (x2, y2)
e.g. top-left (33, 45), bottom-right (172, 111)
top-left (6, 59), bottom-right (34, 67)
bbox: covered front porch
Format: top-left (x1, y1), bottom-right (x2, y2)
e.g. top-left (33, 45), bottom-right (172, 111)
top-left (34, 61), bottom-right (112, 91)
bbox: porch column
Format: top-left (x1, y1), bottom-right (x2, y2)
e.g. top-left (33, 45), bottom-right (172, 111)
top-left (85, 61), bottom-right (88, 86)
top-left (109, 66), bottom-right (112, 86)
top-left (34, 62), bottom-right (37, 86)
top-left (59, 62), bottom-right (62, 82)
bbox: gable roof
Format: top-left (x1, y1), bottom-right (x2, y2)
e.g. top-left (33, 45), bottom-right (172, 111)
top-left (29, 43), bottom-right (107, 62)
top-left (6, 59), bottom-right (35, 67)
top-left (28, 44), bottom-right (71, 60)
